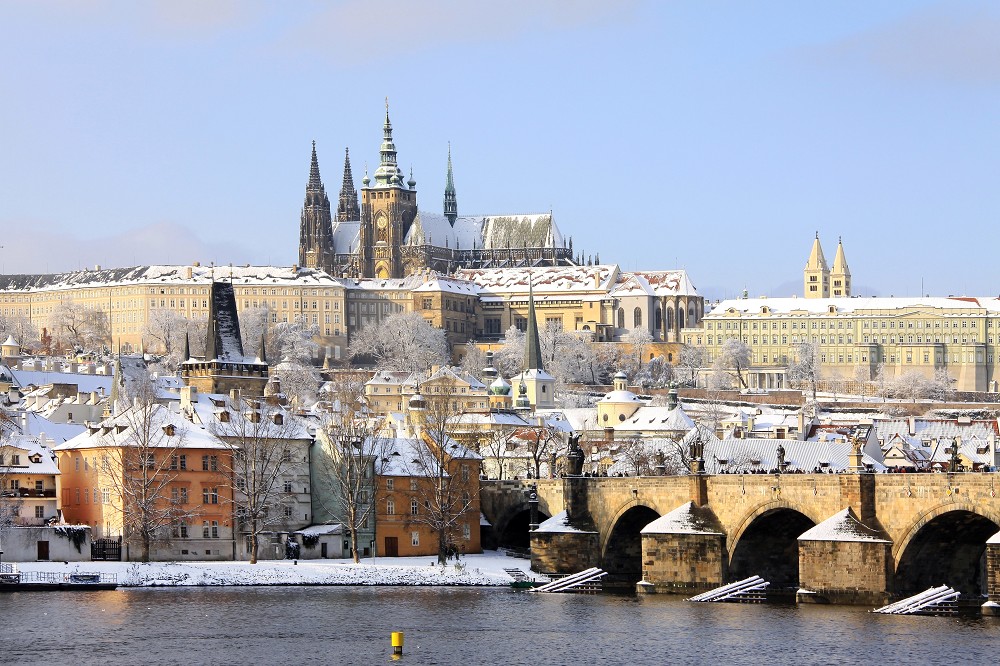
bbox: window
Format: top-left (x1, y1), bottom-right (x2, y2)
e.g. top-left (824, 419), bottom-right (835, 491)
top-left (284, 481), bottom-right (293, 493)
top-left (211, 521), bottom-right (219, 538)
top-left (35, 505), bottom-right (45, 519)
top-left (410, 499), bottom-right (418, 515)
top-left (410, 479), bottom-right (418, 491)
top-left (203, 487), bottom-right (219, 504)
top-left (203, 521), bottom-right (210, 538)
top-left (463, 523), bottom-right (471, 540)
top-left (386, 478), bottom-right (394, 491)
top-left (387, 499), bottom-right (395, 515)
top-left (284, 506), bottom-right (293, 518)
top-left (102, 489), bottom-right (111, 504)
top-left (411, 531), bottom-right (420, 547)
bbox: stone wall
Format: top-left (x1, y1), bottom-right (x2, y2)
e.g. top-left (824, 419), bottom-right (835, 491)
top-left (531, 531), bottom-right (599, 575)
top-left (641, 532), bottom-right (726, 594)
top-left (1, 526), bottom-right (92, 562)
top-left (798, 539), bottom-right (892, 605)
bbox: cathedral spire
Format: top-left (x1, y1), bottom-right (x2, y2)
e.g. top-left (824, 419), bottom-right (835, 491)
top-left (444, 142), bottom-right (458, 226)
top-left (374, 99), bottom-right (403, 186)
top-left (804, 232), bottom-right (830, 298)
top-left (523, 276), bottom-right (543, 372)
top-left (830, 236), bottom-right (851, 297)
top-left (308, 140), bottom-right (323, 191)
top-left (337, 147), bottom-right (360, 221)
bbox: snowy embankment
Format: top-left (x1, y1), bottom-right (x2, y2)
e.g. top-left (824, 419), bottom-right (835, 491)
top-left (15, 551), bottom-right (532, 588)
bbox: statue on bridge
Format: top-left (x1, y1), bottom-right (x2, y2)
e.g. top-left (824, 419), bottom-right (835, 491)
top-left (567, 433), bottom-right (585, 476)
top-left (776, 443), bottom-right (786, 471)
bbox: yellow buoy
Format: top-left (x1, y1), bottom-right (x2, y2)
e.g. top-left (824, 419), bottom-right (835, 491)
top-left (391, 631), bottom-right (404, 656)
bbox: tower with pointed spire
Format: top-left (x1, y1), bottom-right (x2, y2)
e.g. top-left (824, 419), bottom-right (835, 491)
top-left (358, 100), bottom-right (418, 279)
top-left (443, 143), bottom-right (457, 226)
top-left (830, 237), bottom-right (851, 297)
top-left (299, 141), bottom-right (335, 272)
top-left (804, 232), bottom-right (830, 299)
top-left (509, 277), bottom-right (555, 409)
top-left (337, 147), bottom-right (361, 222)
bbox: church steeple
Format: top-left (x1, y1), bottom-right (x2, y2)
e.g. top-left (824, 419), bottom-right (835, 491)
top-left (337, 147), bottom-right (360, 221)
top-left (444, 142), bottom-right (458, 226)
top-left (524, 277), bottom-right (543, 372)
top-left (299, 141), bottom-right (334, 271)
top-left (373, 99), bottom-right (404, 187)
top-left (804, 232), bottom-right (830, 299)
top-left (830, 236), bottom-right (851, 297)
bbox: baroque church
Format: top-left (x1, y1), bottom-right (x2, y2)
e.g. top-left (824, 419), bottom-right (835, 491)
top-left (298, 105), bottom-right (577, 279)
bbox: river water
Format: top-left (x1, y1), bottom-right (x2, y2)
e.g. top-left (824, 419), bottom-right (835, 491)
top-left (4, 587), bottom-right (999, 665)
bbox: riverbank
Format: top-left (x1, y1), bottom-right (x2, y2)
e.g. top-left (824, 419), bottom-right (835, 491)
top-left (6, 550), bottom-right (533, 587)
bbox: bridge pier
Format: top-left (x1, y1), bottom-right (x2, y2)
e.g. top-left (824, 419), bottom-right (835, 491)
top-left (796, 509), bottom-right (893, 605)
top-left (984, 532), bottom-right (1000, 616)
top-left (638, 502), bottom-right (726, 595)
top-left (530, 476), bottom-right (599, 575)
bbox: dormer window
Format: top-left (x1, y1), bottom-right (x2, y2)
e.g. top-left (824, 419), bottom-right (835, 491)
top-left (163, 424), bottom-right (176, 436)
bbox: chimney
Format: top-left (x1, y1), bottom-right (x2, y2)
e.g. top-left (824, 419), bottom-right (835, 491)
top-left (908, 416), bottom-right (916, 435)
top-left (186, 266), bottom-right (193, 280)
top-left (230, 388), bottom-right (242, 404)
top-left (68, 361), bottom-right (78, 374)
top-left (181, 385), bottom-right (198, 411)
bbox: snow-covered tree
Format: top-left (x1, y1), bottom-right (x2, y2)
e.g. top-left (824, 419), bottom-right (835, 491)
top-left (274, 360), bottom-right (321, 410)
top-left (348, 311), bottom-right (449, 372)
top-left (210, 397), bottom-right (306, 564)
top-left (620, 328), bottom-right (654, 381)
top-left (677, 344), bottom-right (706, 387)
top-left (494, 325), bottom-right (525, 378)
top-left (0, 313), bottom-right (39, 352)
top-left (458, 341), bottom-right (488, 380)
top-left (48, 301), bottom-right (111, 353)
top-left (97, 373), bottom-right (203, 562)
top-left (715, 338), bottom-right (751, 389)
top-left (788, 341), bottom-right (822, 401)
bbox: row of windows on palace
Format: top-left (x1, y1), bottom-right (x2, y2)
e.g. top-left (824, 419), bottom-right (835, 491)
top-left (701, 346), bottom-right (989, 366)
top-left (704, 318), bottom-right (996, 330)
top-left (700, 334), bottom-right (1000, 346)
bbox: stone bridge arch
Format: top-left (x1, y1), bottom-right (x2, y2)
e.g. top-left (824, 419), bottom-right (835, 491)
top-left (601, 501), bottom-right (661, 588)
top-left (493, 502), bottom-right (552, 551)
top-left (892, 502), bottom-right (1000, 596)
top-left (726, 500), bottom-right (822, 590)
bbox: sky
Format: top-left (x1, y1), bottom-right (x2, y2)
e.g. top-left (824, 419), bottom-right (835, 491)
top-left (1, 1), bottom-right (999, 302)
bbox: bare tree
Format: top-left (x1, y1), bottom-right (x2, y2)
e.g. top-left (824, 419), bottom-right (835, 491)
top-left (48, 301), bottom-right (111, 353)
top-left (458, 341), bottom-right (488, 380)
top-left (210, 396), bottom-right (307, 564)
top-left (273, 360), bottom-right (321, 410)
top-left (677, 344), bottom-right (706, 387)
top-left (98, 374), bottom-right (203, 562)
top-left (715, 338), bottom-right (751, 389)
top-left (519, 423), bottom-right (563, 480)
top-left (348, 311), bottom-right (449, 372)
top-left (620, 327), bottom-right (654, 381)
top-left (476, 425), bottom-right (518, 480)
top-left (0, 313), bottom-right (39, 352)
top-left (0, 435), bottom-right (24, 555)
top-left (405, 390), bottom-right (482, 565)
top-left (788, 341), bottom-right (821, 401)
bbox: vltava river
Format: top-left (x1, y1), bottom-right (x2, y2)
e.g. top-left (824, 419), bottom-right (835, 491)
top-left (4, 587), bottom-right (999, 665)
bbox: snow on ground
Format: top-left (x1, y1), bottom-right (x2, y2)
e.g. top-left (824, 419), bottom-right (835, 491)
top-left (9, 551), bottom-right (533, 588)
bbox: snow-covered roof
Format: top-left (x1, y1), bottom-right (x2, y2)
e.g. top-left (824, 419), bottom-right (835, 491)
top-left (704, 437), bottom-right (885, 473)
top-left (18, 411), bottom-right (88, 443)
top-left (9, 367), bottom-right (115, 395)
top-left (455, 265), bottom-right (617, 294)
top-left (798, 508), bottom-right (889, 543)
top-left (186, 392), bottom-right (313, 440)
top-left (640, 501), bottom-right (723, 535)
top-left (534, 510), bottom-right (595, 534)
top-left (331, 220), bottom-right (360, 254)
top-left (600, 389), bottom-right (641, 404)
top-left (53, 403), bottom-right (229, 451)
top-left (0, 264), bottom-right (344, 293)
top-left (708, 296), bottom-right (1000, 317)
top-left (610, 271), bottom-right (699, 298)
top-left (618, 406), bottom-right (696, 433)
top-left (0, 434), bottom-right (61, 475)
top-left (294, 524), bottom-right (343, 537)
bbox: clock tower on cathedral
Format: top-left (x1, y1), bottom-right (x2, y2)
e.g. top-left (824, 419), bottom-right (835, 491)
top-left (358, 102), bottom-right (418, 279)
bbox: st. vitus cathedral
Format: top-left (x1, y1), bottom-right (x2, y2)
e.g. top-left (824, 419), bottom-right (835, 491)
top-left (298, 104), bottom-right (577, 279)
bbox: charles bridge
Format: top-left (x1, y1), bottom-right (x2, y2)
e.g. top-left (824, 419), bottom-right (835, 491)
top-left (480, 471), bottom-right (1000, 611)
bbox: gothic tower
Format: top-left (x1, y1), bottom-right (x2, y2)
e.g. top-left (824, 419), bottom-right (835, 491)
top-left (358, 102), bottom-right (418, 279)
top-left (804, 232), bottom-right (830, 299)
top-left (444, 143), bottom-right (458, 226)
top-left (337, 147), bottom-right (360, 222)
top-left (830, 237), bottom-right (851, 297)
top-left (298, 141), bottom-right (334, 272)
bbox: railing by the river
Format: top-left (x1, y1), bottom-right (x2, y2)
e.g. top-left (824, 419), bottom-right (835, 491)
top-left (0, 571), bottom-right (117, 585)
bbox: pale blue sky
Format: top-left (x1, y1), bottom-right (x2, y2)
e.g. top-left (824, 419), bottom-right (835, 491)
top-left (2, 1), bottom-right (998, 300)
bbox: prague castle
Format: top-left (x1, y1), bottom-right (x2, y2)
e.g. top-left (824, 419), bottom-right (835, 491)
top-left (299, 104), bottom-right (575, 279)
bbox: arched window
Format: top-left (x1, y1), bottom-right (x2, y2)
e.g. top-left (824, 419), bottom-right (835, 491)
top-left (617, 308), bottom-right (625, 329)
top-left (689, 304), bottom-right (696, 324)
top-left (655, 307), bottom-right (662, 330)
top-left (666, 308), bottom-right (674, 331)
top-left (387, 499), bottom-right (395, 515)
top-left (678, 309), bottom-right (685, 329)
top-left (633, 307), bottom-right (642, 328)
